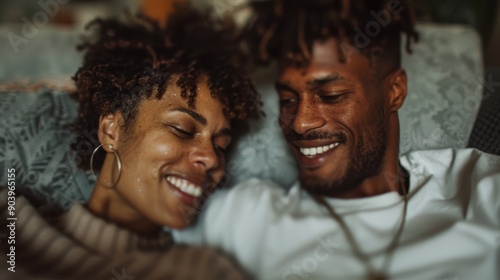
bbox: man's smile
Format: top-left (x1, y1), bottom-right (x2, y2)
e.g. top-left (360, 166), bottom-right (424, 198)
top-left (292, 140), bottom-right (345, 169)
top-left (299, 142), bottom-right (340, 156)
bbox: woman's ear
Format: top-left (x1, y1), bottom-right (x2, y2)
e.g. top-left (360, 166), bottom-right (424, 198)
top-left (97, 112), bottom-right (123, 148)
top-left (386, 68), bottom-right (408, 112)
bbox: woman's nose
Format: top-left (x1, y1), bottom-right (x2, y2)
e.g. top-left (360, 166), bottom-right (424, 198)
top-left (189, 143), bottom-right (219, 174)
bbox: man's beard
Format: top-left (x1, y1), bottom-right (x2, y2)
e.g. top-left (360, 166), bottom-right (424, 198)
top-left (297, 110), bottom-right (388, 197)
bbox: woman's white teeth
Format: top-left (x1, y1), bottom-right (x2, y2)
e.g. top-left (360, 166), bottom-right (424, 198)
top-left (300, 143), bottom-right (340, 156)
top-left (166, 176), bottom-right (202, 197)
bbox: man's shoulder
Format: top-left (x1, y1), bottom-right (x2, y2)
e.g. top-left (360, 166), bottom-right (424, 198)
top-left (401, 148), bottom-right (500, 212)
top-left (401, 148), bottom-right (500, 174)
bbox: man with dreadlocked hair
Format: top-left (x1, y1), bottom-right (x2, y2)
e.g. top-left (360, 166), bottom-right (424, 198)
top-left (173, 0), bottom-right (500, 279)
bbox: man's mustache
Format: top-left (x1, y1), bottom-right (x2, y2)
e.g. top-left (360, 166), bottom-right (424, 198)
top-left (286, 131), bottom-right (347, 142)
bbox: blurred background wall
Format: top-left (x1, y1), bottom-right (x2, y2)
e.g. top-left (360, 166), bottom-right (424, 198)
top-left (1, 0), bottom-right (496, 64)
top-left (0, 0), bottom-right (184, 30)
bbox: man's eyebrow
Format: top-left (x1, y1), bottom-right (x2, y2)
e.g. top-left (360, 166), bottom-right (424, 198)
top-left (173, 108), bottom-right (207, 126)
top-left (306, 74), bottom-right (348, 87)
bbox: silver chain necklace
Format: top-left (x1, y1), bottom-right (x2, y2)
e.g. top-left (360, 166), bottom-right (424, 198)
top-left (313, 181), bottom-right (409, 280)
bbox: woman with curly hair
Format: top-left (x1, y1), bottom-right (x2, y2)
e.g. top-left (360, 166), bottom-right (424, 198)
top-left (0, 4), bottom-right (261, 280)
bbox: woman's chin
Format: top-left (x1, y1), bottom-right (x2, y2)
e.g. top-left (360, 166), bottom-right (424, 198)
top-left (160, 214), bottom-right (200, 230)
top-left (167, 220), bottom-right (196, 230)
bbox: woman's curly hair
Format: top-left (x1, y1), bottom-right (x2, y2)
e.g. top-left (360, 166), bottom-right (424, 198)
top-left (72, 4), bottom-right (262, 170)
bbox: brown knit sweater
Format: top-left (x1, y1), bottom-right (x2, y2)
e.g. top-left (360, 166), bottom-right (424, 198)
top-left (0, 190), bottom-right (249, 280)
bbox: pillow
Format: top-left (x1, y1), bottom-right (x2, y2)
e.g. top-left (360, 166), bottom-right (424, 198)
top-left (400, 24), bottom-right (483, 153)
top-left (0, 24), bottom-right (484, 208)
top-left (0, 90), bottom-right (94, 210)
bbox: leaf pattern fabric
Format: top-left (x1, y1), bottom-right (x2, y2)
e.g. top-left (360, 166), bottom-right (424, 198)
top-left (0, 90), bottom-right (94, 210)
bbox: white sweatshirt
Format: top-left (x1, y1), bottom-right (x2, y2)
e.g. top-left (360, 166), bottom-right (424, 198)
top-left (174, 148), bottom-right (500, 280)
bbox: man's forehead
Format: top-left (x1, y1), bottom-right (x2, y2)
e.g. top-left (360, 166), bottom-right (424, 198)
top-left (310, 38), bottom-right (370, 68)
top-left (278, 38), bottom-right (370, 82)
top-left (311, 38), bottom-right (344, 64)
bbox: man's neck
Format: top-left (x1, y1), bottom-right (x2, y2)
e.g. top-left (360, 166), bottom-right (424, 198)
top-left (332, 163), bottom-right (408, 199)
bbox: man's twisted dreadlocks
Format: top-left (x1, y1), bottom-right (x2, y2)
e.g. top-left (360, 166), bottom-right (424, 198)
top-left (243, 0), bottom-right (419, 74)
top-left (72, 4), bottom-right (262, 170)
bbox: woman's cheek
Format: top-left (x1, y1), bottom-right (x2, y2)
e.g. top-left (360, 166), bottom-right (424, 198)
top-left (150, 133), bottom-right (182, 157)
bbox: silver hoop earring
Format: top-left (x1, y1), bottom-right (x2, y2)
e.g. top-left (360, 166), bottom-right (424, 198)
top-left (90, 144), bottom-right (122, 189)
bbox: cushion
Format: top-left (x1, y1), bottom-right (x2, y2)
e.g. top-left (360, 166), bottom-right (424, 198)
top-left (0, 90), bottom-right (94, 209)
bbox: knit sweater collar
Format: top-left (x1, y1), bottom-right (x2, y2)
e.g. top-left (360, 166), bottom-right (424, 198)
top-left (54, 203), bottom-right (173, 257)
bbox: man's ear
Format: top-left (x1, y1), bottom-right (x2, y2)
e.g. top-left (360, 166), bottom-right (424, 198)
top-left (386, 68), bottom-right (408, 112)
top-left (97, 112), bottom-right (123, 148)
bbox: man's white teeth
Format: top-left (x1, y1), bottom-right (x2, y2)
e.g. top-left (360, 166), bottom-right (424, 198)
top-left (300, 143), bottom-right (340, 156)
top-left (166, 176), bottom-right (202, 197)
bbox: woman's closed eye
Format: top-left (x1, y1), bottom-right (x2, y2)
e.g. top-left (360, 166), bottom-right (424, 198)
top-left (166, 124), bottom-right (195, 139)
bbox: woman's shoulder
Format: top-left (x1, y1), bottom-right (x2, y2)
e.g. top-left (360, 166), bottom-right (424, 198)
top-left (0, 189), bottom-right (89, 278)
top-left (0, 189), bottom-right (247, 279)
top-left (0, 188), bottom-right (58, 231)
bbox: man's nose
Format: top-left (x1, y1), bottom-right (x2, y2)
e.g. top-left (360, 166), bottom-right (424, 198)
top-left (291, 100), bottom-right (326, 135)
